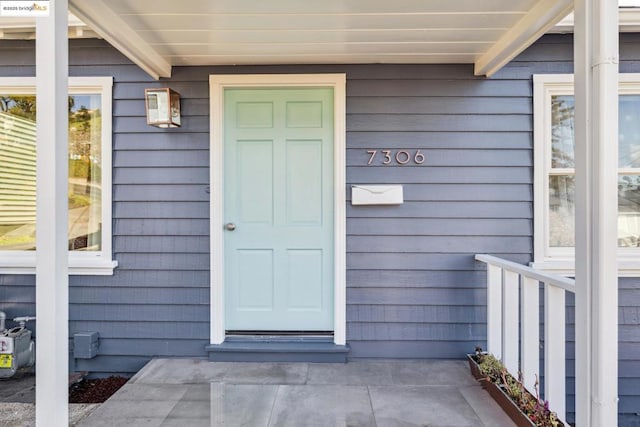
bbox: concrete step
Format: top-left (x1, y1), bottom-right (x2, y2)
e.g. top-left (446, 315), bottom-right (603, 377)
top-left (205, 336), bottom-right (350, 363)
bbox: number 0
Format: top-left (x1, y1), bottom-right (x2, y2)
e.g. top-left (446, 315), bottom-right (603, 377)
top-left (396, 151), bottom-right (410, 164)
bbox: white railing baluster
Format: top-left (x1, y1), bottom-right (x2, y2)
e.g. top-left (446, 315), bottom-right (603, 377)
top-left (521, 276), bottom-right (540, 392)
top-left (503, 270), bottom-right (520, 376)
top-left (544, 282), bottom-right (566, 420)
top-left (475, 254), bottom-right (574, 425)
top-left (487, 264), bottom-right (503, 359)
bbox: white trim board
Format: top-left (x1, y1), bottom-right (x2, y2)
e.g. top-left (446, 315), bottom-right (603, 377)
top-left (208, 73), bottom-right (347, 345)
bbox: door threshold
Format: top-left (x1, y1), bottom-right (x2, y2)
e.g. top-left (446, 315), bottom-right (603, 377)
top-left (224, 334), bottom-right (334, 344)
top-left (226, 331), bottom-right (333, 340)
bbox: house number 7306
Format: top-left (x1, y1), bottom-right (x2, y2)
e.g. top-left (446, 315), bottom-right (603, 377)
top-left (367, 150), bottom-right (425, 165)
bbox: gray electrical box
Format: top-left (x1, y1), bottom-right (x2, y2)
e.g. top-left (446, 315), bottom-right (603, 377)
top-left (73, 332), bottom-right (99, 359)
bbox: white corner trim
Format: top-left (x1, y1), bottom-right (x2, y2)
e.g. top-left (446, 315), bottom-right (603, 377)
top-left (332, 73), bottom-right (347, 346)
top-left (474, 0), bottom-right (573, 77)
top-left (208, 74), bottom-right (347, 346)
top-left (68, 0), bottom-right (171, 80)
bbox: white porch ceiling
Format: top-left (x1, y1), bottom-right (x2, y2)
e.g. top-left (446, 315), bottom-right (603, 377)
top-left (3, 0), bottom-right (577, 78)
top-left (93, 0), bottom-right (538, 64)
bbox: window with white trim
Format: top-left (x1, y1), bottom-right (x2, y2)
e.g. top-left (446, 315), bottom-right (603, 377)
top-left (0, 77), bottom-right (116, 275)
top-left (533, 74), bottom-right (640, 276)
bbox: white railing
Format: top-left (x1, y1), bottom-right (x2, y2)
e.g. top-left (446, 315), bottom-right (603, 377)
top-left (475, 254), bottom-right (576, 421)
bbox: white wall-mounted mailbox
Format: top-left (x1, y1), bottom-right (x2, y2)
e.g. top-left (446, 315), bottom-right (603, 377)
top-left (351, 185), bottom-right (403, 205)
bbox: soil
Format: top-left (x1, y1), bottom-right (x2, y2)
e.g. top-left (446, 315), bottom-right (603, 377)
top-left (68, 375), bottom-right (128, 403)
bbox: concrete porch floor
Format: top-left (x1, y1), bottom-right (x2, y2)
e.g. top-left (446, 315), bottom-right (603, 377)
top-left (78, 359), bottom-right (516, 427)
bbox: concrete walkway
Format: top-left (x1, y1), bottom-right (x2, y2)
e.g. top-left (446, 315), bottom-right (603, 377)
top-left (78, 359), bottom-right (515, 427)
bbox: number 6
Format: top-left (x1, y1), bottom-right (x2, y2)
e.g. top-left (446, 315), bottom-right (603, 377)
top-left (414, 150), bottom-right (425, 164)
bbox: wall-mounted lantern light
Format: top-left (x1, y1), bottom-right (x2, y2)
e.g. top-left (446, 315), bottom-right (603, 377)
top-left (145, 88), bottom-right (181, 128)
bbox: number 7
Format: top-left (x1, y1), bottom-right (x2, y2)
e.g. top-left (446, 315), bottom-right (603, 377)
top-left (367, 150), bottom-right (377, 165)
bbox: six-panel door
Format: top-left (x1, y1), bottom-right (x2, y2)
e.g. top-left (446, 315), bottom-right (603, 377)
top-left (224, 88), bottom-right (334, 331)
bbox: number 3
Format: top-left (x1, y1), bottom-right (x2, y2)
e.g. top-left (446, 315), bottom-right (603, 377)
top-left (382, 150), bottom-right (392, 164)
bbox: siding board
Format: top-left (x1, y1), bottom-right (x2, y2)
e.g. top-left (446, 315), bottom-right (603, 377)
top-left (70, 304), bottom-right (209, 322)
top-left (347, 166), bottom-right (532, 184)
top-left (114, 116), bottom-right (209, 133)
top-left (114, 167), bottom-right (209, 184)
top-left (347, 236), bottom-right (531, 253)
top-left (114, 254), bottom-right (210, 270)
top-left (347, 253), bottom-right (530, 271)
top-left (114, 133), bottom-right (210, 151)
top-left (69, 270), bottom-right (209, 288)
top-left (347, 305), bottom-right (486, 323)
top-left (346, 270), bottom-right (487, 288)
top-left (347, 96), bottom-right (532, 115)
top-left (346, 79), bottom-right (532, 97)
top-left (70, 287), bottom-right (209, 305)
top-left (346, 201), bottom-right (532, 218)
top-left (347, 114), bottom-right (532, 132)
top-left (347, 218), bottom-right (532, 236)
top-left (347, 287), bottom-right (486, 306)
top-left (114, 219), bottom-right (209, 236)
top-left (114, 236), bottom-right (210, 253)
top-left (347, 323), bottom-right (486, 341)
top-left (114, 185), bottom-right (209, 202)
top-left (114, 202), bottom-right (209, 219)
top-left (114, 151), bottom-right (210, 167)
top-left (347, 131), bottom-right (532, 149)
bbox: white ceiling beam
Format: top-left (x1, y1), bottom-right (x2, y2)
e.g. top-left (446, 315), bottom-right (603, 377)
top-left (69, 0), bottom-right (171, 79)
top-left (474, 0), bottom-right (573, 77)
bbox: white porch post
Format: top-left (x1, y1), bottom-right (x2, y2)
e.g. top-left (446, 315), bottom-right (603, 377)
top-left (574, 0), bottom-right (619, 425)
top-left (35, 0), bottom-right (69, 426)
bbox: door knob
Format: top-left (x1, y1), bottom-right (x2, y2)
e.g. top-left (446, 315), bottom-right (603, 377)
top-left (225, 223), bottom-right (236, 231)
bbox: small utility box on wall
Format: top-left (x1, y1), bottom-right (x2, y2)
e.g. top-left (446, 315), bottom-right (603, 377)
top-left (73, 332), bottom-right (99, 359)
top-left (351, 185), bottom-right (403, 205)
top-left (145, 88), bottom-right (181, 128)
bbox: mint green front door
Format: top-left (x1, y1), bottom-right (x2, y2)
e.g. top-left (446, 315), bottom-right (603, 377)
top-left (224, 88), bottom-right (334, 331)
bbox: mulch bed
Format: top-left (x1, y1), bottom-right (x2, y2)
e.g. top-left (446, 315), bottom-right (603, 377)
top-left (69, 375), bottom-right (128, 403)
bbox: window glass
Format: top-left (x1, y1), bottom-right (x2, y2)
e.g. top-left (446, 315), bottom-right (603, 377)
top-left (0, 93), bottom-right (102, 251)
top-left (549, 94), bottom-right (640, 248)
top-left (549, 174), bottom-right (575, 247)
top-left (551, 95), bottom-right (575, 168)
top-left (619, 175), bottom-right (640, 247)
top-left (619, 95), bottom-right (640, 168)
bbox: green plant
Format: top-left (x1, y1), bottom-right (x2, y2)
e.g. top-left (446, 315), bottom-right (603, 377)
top-left (473, 347), bottom-right (562, 427)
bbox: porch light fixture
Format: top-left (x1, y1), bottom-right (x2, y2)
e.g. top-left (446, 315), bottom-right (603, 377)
top-left (145, 88), bottom-right (181, 128)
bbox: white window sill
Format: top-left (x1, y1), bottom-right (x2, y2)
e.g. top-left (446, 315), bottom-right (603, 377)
top-left (530, 260), bottom-right (640, 277)
top-left (0, 257), bottom-right (118, 275)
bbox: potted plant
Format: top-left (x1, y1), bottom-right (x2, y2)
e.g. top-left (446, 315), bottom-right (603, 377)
top-left (467, 347), bottom-right (565, 427)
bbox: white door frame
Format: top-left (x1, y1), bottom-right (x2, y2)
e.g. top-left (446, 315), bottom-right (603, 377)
top-left (209, 74), bottom-right (347, 345)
